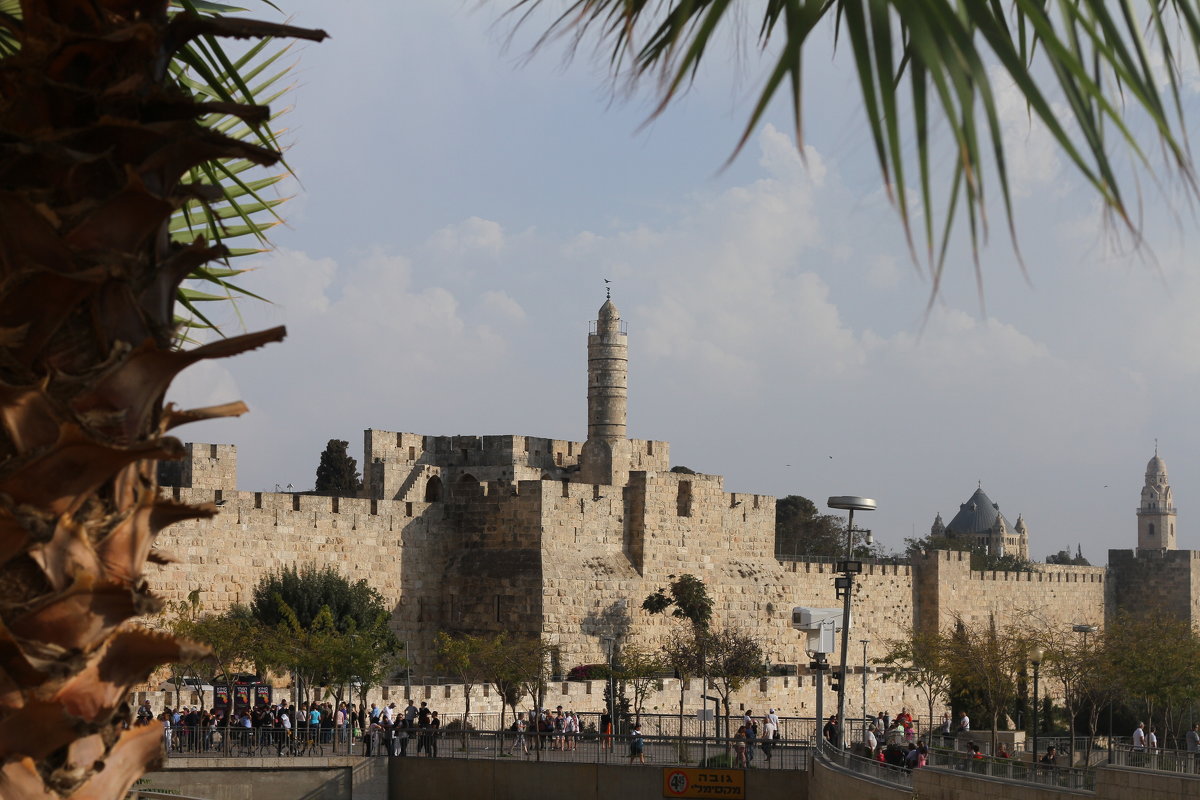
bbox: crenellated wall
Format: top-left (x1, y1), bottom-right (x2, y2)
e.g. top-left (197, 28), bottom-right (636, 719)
top-left (152, 440), bottom-right (1114, 684)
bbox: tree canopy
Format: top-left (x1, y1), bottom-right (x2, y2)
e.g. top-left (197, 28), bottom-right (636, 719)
top-left (315, 438), bottom-right (362, 495)
top-left (643, 573), bottom-right (714, 632)
top-left (249, 563), bottom-right (390, 633)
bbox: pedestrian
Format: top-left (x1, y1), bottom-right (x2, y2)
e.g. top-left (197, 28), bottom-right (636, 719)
top-left (600, 708), bottom-right (614, 751)
top-left (957, 710), bottom-right (971, 736)
top-left (1132, 722), bottom-right (1146, 752)
top-left (428, 711), bottom-right (440, 757)
top-left (745, 713), bottom-right (757, 764)
top-left (628, 722), bottom-right (645, 764)
top-left (733, 725), bottom-right (748, 768)
top-left (1148, 726), bottom-right (1159, 753)
top-left (937, 712), bottom-right (952, 746)
top-left (862, 723), bottom-right (877, 758)
top-left (762, 713), bottom-right (778, 762)
top-left (822, 714), bottom-right (838, 745)
top-left (510, 717), bottom-right (529, 755)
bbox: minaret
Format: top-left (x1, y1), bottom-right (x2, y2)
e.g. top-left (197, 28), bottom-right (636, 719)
top-left (587, 293), bottom-right (627, 441)
top-left (1137, 446), bottom-right (1177, 550)
top-left (580, 293), bottom-right (631, 485)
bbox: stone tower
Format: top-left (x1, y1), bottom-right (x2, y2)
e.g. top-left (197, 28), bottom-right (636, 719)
top-left (1137, 447), bottom-right (1177, 550)
top-left (580, 294), bottom-right (632, 485)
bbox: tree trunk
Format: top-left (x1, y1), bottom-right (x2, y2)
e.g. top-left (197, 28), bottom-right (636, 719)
top-left (0, 4), bottom-right (324, 798)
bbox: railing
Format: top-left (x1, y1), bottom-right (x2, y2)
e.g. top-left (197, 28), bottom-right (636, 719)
top-left (162, 726), bottom-right (812, 770)
top-left (817, 739), bottom-right (913, 788)
top-left (1110, 742), bottom-right (1200, 774)
top-left (162, 724), bottom-right (360, 758)
top-left (924, 746), bottom-right (1095, 792)
top-left (432, 711), bottom-right (818, 742)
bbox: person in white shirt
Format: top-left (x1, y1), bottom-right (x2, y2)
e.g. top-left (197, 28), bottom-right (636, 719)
top-left (1132, 722), bottom-right (1146, 751)
top-left (863, 724), bottom-right (878, 755)
top-left (1148, 726), bottom-right (1159, 752)
top-left (382, 703), bottom-right (395, 725)
top-left (958, 711), bottom-right (970, 734)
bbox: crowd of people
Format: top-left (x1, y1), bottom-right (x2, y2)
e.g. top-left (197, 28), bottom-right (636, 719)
top-left (135, 698), bottom-right (449, 756)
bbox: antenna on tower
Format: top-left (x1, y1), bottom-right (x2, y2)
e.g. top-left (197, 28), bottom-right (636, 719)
top-left (604, 278), bottom-right (611, 299)
top-left (1155, 438), bottom-right (1159, 456)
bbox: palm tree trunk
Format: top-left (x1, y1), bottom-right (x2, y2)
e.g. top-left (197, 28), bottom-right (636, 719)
top-left (0, 3), bottom-right (323, 798)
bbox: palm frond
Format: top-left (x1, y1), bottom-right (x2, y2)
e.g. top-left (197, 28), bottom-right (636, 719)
top-left (508, 0), bottom-right (1200, 293)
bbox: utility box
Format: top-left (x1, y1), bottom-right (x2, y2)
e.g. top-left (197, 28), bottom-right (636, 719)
top-left (792, 607), bottom-right (848, 655)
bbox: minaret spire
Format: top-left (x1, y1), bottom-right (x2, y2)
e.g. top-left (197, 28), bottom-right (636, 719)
top-left (1138, 447), bottom-right (1177, 550)
top-left (580, 294), bottom-right (631, 485)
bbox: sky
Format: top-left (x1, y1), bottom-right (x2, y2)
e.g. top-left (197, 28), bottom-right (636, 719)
top-left (169, 1), bottom-right (1200, 563)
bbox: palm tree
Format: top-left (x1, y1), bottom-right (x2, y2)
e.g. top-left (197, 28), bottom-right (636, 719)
top-left (0, 2), bottom-right (323, 798)
top-left (508, 1), bottom-right (1200, 292)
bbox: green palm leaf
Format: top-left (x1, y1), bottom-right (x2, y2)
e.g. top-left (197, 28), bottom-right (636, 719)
top-left (509, 0), bottom-right (1200, 293)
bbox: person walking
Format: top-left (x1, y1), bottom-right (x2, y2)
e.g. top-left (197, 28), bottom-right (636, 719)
top-left (628, 723), bottom-right (645, 765)
top-left (428, 711), bottom-right (440, 757)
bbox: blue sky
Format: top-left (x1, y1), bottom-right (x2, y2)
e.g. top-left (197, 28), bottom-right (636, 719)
top-left (170, 1), bottom-right (1200, 561)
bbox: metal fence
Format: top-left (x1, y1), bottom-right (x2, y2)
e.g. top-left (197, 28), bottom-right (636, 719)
top-left (817, 739), bottom-right (913, 788)
top-left (924, 746), bottom-right (1095, 791)
top-left (162, 724), bottom-right (360, 758)
top-left (390, 731), bottom-right (811, 771)
top-left (434, 711), bottom-right (818, 742)
top-left (1110, 742), bottom-right (1200, 774)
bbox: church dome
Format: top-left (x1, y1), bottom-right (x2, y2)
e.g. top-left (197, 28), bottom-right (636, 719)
top-left (946, 487), bottom-right (1011, 535)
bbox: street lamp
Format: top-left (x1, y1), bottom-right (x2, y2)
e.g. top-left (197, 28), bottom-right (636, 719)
top-left (828, 495), bottom-right (877, 750)
top-left (1030, 645), bottom-right (1045, 762)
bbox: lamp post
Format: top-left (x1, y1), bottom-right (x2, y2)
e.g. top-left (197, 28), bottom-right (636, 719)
top-left (1030, 645), bottom-right (1045, 762)
top-left (828, 495), bottom-right (877, 750)
top-left (1072, 624), bottom-right (1098, 758)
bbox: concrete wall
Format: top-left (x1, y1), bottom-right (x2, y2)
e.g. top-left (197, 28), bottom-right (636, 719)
top-left (141, 756), bottom-right (387, 800)
top-left (388, 757), bottom-right (805, 800)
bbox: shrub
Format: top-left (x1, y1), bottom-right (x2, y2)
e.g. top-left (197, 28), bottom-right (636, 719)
top-left (443, 718), bottom-right (476, 732)
top-left (567, 664), bottom-right (612, 681)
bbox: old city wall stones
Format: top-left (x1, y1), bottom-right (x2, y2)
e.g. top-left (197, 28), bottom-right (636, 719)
top-left (152, 441), bottom-right (1109, 682)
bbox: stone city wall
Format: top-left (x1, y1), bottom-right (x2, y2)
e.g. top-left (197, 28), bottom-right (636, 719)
top-left (152, 442), bottom-right (1112, 681)
top-left (912, 549), bottom-right (1106, 635)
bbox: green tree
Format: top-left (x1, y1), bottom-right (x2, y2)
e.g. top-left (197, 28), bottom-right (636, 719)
top-left (508, 1), bottom-right (1200, 282)
top-left (473, 632), bottom-right (525, 731)
top-left (1105, 609), bottom-right (1200, 748)
top-left (643, 573), bottom-right (714, 633)
top-left (250, 563), bottom-right (389, 632)
top-left (943, 614), bottom-right (1029, 756)
top-left (700, 627), bottom-right (768, 737)
top-left (315, 438), bottom-right (363, 495)
top-left (877, 627), bottom-right (954, 734)
top-left (777, 495), bottom-right (881, 559)
top-left (0, 4), bottom-right (324, 794)
top-left (1046, 546), bottom-right (1091, 566)
top-left (436, 632), bottom-right (492, 742)
top-left (615, 642), bottom-right (666, 724)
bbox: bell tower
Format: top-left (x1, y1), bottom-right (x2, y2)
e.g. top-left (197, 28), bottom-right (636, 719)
top-left (1137, 446), bottom-right (1177, 551)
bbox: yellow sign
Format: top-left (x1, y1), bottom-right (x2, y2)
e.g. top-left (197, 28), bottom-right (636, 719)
top-left (662, 767), bottom-right (746, 798)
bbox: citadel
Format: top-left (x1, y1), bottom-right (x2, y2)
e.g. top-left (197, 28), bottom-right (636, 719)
top-left (154, 298), bottom-right (1195, 690)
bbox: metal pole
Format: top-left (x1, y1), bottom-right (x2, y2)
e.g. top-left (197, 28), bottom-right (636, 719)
top-left (815, 657), bottom-right (824, 751)
top-left (1033, 661), bottom-right (1040, 762)
top-left (860, 639), bottom-right (869, 732)
top-left (836, 507), bottom-right (854, 749)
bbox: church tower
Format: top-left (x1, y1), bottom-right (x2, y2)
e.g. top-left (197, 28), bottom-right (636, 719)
top-left (580, 293), bottom-right (632, 485)
top-left (1137, 447), bottom-right (1177, 551)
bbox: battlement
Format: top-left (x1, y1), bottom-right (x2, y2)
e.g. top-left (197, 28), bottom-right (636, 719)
top-left (158, 442), bottom-right (237, 491)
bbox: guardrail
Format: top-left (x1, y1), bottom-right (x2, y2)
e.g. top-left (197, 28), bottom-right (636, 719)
top-left (1110, 742), bottom-right (1200, 774)
top-left (817, 739), bottom-right (913, 788)
top-left (924, 746), bottom-right (1095, 792)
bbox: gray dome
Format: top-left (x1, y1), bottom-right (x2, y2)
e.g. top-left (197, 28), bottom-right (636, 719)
top-left (1147, 454), bottom-right (1167, 477)
top-left (946, 487), bottom-right (1011, 535)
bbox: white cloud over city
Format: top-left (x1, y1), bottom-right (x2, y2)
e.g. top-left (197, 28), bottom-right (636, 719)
top-left (168, 0), bottom-right (1200, 561)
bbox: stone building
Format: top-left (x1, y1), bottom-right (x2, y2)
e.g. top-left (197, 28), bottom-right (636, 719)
top-left (930, 485), bottom-right (1030, 560)
top-left (154, 297), bottom-right (1114, 676)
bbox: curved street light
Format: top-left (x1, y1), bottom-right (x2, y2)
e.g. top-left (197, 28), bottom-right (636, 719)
top-left (828, 495), bottom-right (877, 750)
